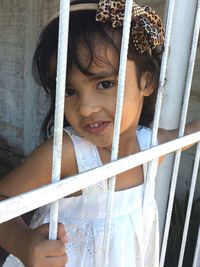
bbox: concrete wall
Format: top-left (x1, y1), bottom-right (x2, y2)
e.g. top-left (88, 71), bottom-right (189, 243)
top-left (0, 0), bottom-right (199, 198)
top-left (0, 0), bottom-right (59, 161)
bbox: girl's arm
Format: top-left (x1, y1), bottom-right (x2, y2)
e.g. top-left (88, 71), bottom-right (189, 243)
top-left (158, 120), bottom-right (200, 150)
top-left (157, 120), bottom-right (200, 164)
top-left (0, 132), bottom-right (74, 266)
top-left (0, 132), bottom-right (75, 198)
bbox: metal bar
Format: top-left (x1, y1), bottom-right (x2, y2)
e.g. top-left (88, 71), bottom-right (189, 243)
top-left (144, 0), bottom-right (176, 230)
top-left (144, 0), bottom-right (176, 206)
top-left (156, 0), bottom-right (199, 249)
top-left (151, 0), bottom-right (176, 146)
top-left (1, 132), bottom-right (200, 224)
top-left (101, 2), bottom-right (134, 266)
top-left (193, 225), bottom-right (200, 267)
top-left (160, 1), bottom-right (200, 264)
top-left (177, 1), bottom-right (200, 264)
top-left (49, 0), bottom-right (70, 240)
top-left (178, 143), bottom-right (200, 266)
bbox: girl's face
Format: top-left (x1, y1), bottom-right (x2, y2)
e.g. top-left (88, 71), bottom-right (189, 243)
top-left (64, 35), bottom-right (151, 150)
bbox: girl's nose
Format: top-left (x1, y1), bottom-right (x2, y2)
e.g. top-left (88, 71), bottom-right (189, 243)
top-left (78, 94), bottom-right (101, 117)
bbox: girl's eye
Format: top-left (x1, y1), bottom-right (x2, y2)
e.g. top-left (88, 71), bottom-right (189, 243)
top-left (65, 88), bottom-right (75, 97)
top-left (97, 81), bottom-right (115, 90)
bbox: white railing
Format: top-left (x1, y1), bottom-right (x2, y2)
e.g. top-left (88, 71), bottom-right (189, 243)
top-left (0, 0), bottom-right (200, 266)
top-left (160, 0), bottom-right (200, 266)
top-left (0, 132), bottom-right (200, 224)
top-left (49, 0), bottom-right (70, 241)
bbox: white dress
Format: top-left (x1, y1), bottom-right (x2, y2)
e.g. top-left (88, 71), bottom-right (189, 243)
top-left (3, 126), bottom-right (159, 267)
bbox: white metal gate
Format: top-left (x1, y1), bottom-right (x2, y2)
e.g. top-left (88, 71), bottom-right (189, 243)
top-left (0, 0), bottom-right (200, 266)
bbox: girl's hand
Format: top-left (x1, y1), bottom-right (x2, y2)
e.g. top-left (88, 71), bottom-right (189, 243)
top-left (18, 223), bottom-right (68, 267)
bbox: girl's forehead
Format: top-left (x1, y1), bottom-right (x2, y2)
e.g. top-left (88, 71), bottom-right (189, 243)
top-left (80, 43), bottom-right (117, 66)
top-left (75, 30), bottom-right (120, 71)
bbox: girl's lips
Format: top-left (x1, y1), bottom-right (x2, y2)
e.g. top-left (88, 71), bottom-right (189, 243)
top-left (84, 121), bottom-right (110, 134)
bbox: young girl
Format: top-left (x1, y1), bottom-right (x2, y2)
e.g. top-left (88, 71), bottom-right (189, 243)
top-left (0, 1), bottom-right (199, 266)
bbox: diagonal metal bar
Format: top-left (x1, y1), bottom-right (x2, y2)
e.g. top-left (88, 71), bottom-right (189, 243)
top-left (1, 132), bottom-right (200, 224)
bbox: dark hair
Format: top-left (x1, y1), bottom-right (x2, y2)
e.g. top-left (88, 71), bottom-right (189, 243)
top-left (33, 2), bottom-right (163, 140)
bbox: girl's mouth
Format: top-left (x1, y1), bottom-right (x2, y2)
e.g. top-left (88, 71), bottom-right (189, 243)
top-left (84, 121), bottom-right (110, 134)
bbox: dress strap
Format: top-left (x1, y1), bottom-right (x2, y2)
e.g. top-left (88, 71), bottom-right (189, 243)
top-left (64, 127), bottom-right (108, 194)
top-left (64, 126), bottom-right (156, 195)
top-left (136, 127), bottom-right (158, 202)
top-left (136, 126), bottom-right (152, 179)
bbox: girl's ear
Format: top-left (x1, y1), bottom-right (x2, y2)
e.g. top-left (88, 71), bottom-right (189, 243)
top-left (140, 72), bottom-right (155, 96)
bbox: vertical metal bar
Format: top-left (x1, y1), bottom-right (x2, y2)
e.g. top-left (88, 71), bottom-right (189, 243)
top-left (101, 1), bottom-right (133, 266)
top-left (178, 143), bottom-right (200, 266)
top-left (193, 225), bottom-right (200, 267)
top-left (143, 0), bottom-right (176, 218)
top-left (49, 0), bottom-right (70, 240)
top-left (150, 0), bottom-right (176, 146)
top-left (156, 0), bottom-right (199, 245)
top-left (177, 5), bottom-right (200, 266)
top-left (160, 1), bottom-right (200, 264)
top-left (140, 2), bottom-right (180, 264)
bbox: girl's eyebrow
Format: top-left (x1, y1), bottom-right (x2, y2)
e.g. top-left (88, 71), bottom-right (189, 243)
top-left (66, 70), bottom-right (117, 86)
top-left (90, 70), bottom-right (117, 80)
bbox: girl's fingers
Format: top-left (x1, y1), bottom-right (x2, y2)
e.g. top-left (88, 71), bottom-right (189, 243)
top-left (42, 239), bottom-right (66, 256)
top-left (57, 223), bottom-right (68, 244)
top-left (35, 223), bottom-right (68, 243)
top-left (46, 253), bottom-right (68, 267)
top-left (29, 238), bottom-right (68, 266)
top-left (26, 224), bottom-right (68, 266)
top-left (36, 223), bottom-right (50, 238)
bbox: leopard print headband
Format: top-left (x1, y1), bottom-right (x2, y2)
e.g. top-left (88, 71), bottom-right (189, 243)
top-left (96, 0), bottom-right (165, 54)
top-left (52, 1), bottom-right (164, 54)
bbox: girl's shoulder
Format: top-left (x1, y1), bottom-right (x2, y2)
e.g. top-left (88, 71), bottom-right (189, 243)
top-left (0, 131), bottom-right (77, 198)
